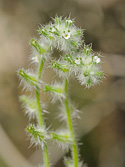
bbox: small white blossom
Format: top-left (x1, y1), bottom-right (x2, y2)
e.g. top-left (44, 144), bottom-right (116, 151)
top-left (73, 49), bottom-right (103, 87)
top-left (75, 59), bottom-right (80, 65)
top-left (63, 32), bottom-right (71, 39)
top-left (51, 27), bottom-right (56, 32)
top-left (93, 56), bottom-right (100, 63)
top-left (66, 19), bottom-right (73, 24)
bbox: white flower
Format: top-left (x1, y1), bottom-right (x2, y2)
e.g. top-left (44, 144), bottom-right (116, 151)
top-left (75, 59), bottom-right (80, 65)
top-left (93, 56), bottom-right (100, 64)
top-left (66, 19), bottom-right (73, 24)
top-left (63, 32), bottom-right (71, 39)
top-left (52, 28), bottom-right (55, 32)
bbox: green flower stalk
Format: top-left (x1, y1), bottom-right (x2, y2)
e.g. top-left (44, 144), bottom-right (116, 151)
top-left (64, 78), bottom-right (79, 167)
top-left (18, 16), bottom-right (103, 167)
top-left (19, 43), bottom-right (50, 166)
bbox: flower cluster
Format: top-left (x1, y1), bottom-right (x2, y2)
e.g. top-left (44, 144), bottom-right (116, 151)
top-left (18, 16), bottom-right (103, 167)
top-left (20, 95), bottom-right (37, 120)
top-left (51, 45), bottom-right (103, 87)
top-left (39, 16), bottom-right (83, 53)
top-left (28, 16), bottom-right (103, 87)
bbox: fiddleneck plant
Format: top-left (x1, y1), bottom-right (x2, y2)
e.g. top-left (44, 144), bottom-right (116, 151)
top-left (18, 16), bottom-right (103, 167)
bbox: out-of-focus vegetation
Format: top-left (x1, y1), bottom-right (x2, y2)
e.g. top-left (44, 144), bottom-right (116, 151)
top-left (0, 0), bottom-right (125, 167)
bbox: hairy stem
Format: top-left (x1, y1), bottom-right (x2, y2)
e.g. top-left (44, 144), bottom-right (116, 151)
top-left (64, 78), bottom-right (79, 167)
top-left (35, 58), bottom-right (50, 167)
top-left (36, 58), bottom-right (45, 127)
top-left (43, 143), bottom-right (50, 167)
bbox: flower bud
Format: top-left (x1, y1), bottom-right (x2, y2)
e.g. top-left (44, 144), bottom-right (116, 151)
top-left (51, 130), bottom-right (71, 143)
top-left (51, 60), bottom-right (69, 72)
top-left (20, 95), bottom-right (37, 119)
top-left (18, 69), bottom-right (38, 87)
top-left (30, 39), bottom-right (46, 54)
top-left (27, 124), bottom-right (48, 147)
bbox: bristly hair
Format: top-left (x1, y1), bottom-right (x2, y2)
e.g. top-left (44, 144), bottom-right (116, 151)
top-left (18, 16), bottom-right (104, 167)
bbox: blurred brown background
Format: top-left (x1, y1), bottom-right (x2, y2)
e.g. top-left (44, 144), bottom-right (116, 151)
top-left (0, 0), bottom-right (125, 167)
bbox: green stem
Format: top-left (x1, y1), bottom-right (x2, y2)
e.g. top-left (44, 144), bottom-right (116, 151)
top-left (43, 143), bottom-right (50, 167)
top-left (36, 58), bottom-right (45, 127)
top-left (35, 58), bottom-right (50, 167)
top-left (64, 78), bottom-right (79, 167)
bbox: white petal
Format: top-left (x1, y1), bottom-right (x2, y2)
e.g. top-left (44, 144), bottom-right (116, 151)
top-left (93, 56), bottom-right (100, 63)
top-left (63, 32), bottom-right (70, 39)
top-left (75, 59), bottom-right (80, 64)
top-left (66, 20), bottom-right (72, 24)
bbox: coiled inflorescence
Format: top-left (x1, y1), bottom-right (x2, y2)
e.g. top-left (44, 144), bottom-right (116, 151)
top-left (18, 16), bottom-right (103, 167)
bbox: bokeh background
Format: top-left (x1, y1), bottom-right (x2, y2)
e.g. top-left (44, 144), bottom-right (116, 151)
top-left (0, 0), bottom-right (125, 167)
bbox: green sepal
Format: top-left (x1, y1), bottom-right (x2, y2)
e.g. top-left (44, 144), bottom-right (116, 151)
top-left (86, 78), bottom-right (91, 87)
top-left (43, 84), bottom-right (64, 94)
top-left (48, 36), bottom-right (55, 40)
top-left (39, 28), bottom-right (55, 40)
top-left (27, 125), bottom-right (47, 142)
top-left (55, 16), bottom-right (62, 25)
top-left (50, 26), bottom-right (60, 36)
top-left (84, 45), bottom-right (92, 56)
top-left (70, 40), bottom-right (77, 47)
top-left (64, 54), bottom-right (75, 65)
top-left (51, 132), bottom-right (71, 143)
top-left (83, 71), bottom-right (89, 77)
top-left (64, 19), bottom-right (73, 28)
top-left (53, 31), bottom-right (60, 36)
top-left (96, 71), bottom-right (103, 77)
top-left (30, 39), bottom-right (46, 54)
top-left (51, 61), bottom-right (69, 72)
top-left (20, 95), bottom-right (36, 110)
top-left (39, 28), bottom-right (49, 36)
top-left (19, 69), bottom-right (38, 86)
top-left (75, 29), bottom-right (83, 36)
